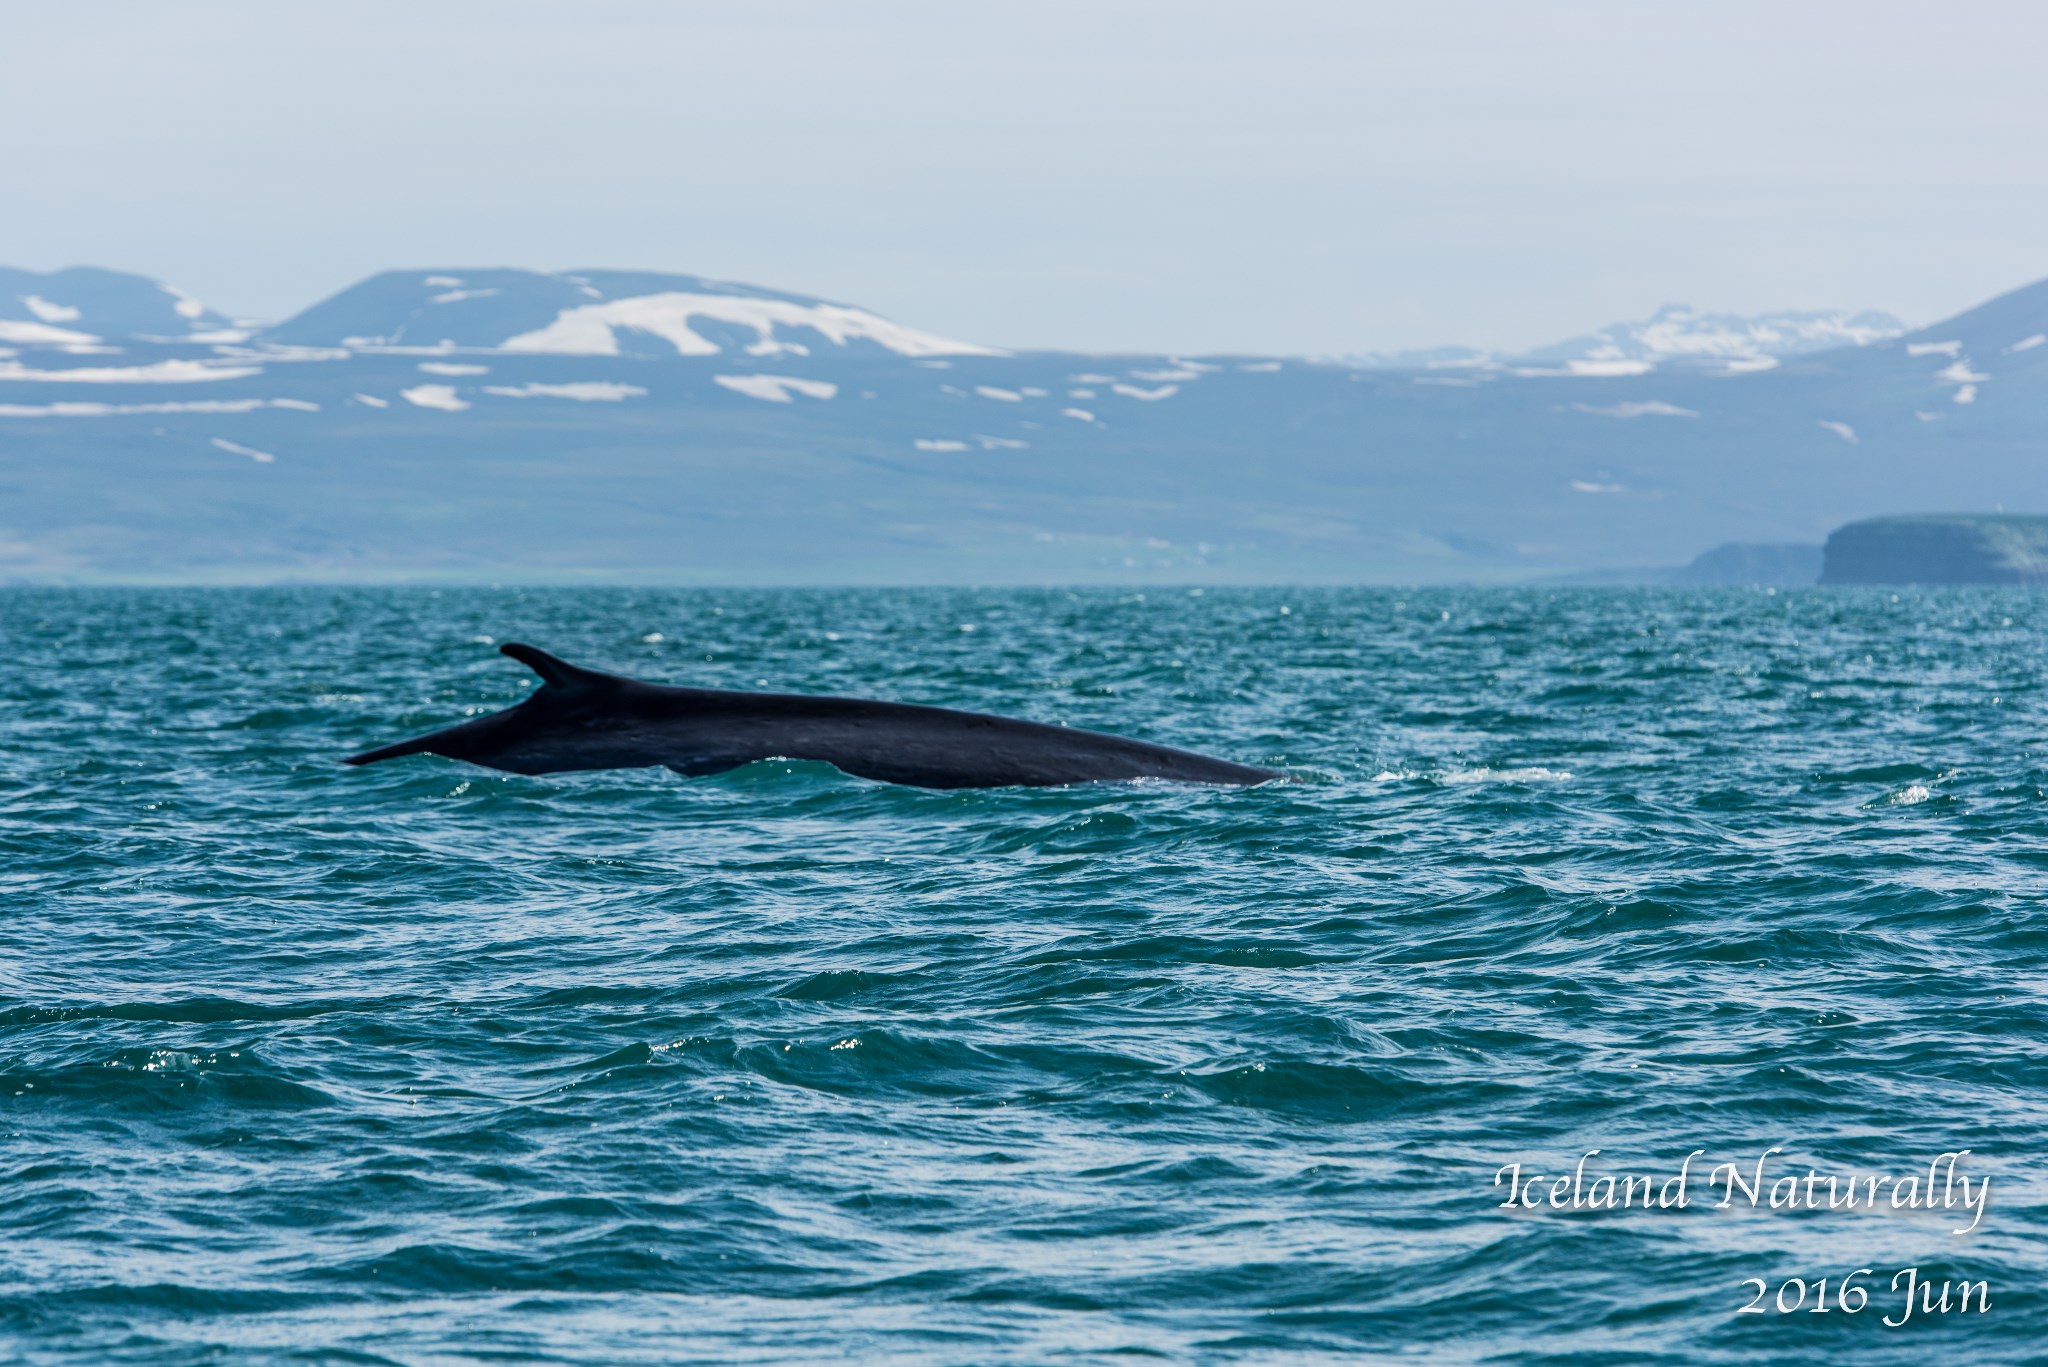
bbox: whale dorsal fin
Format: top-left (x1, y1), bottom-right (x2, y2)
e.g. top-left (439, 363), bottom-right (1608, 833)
top-left (500, 642), bottom-right (619, 692)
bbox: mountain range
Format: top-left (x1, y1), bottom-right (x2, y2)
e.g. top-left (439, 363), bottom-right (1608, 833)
top-left (1, 263), bottom-right (2042, 584)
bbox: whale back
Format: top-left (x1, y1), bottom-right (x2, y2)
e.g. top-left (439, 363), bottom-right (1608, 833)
top-left (342, 641), bottom-right (631, 767)
top-left (346, 642), bottom-right (1278, 787)
top-left (499, 642), bottom-right (624, 694)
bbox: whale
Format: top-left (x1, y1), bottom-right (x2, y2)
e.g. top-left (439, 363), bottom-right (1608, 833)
top-left (343, 643), bottom-right (1279, 789)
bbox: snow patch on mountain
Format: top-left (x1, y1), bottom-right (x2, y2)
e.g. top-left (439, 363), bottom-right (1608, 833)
top-left (486, 382), bottom-right (648, 402)
top-left (1572, 400), bottom-right (1699, 419)
top-left (2, 267), bottom-right (234, 342)
top-left (0, 398), bottom-right (302, 417)
top-left (1350, 303), bottom-right (1905, 375)
top-left (22, 296), bottom-right (81, 323)
top-left (505, 293), bottom-right (999, 360)
top-left (712, 374), bottom-right (838, 403)
top-left (211, 437), bottom-right (276, 463)
top-left (1515, 359), bottom-right (1656, 378)
top-left (401, 384), bottom-right (469, 411)
top-left (0, 359), bottom-right (260, 383)
top-left (0, 320), bottom-right (100, 347)
top-left (161, 285), bottom-right (209, 321)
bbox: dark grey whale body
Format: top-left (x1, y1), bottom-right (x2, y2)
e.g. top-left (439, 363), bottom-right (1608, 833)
top-left (344, 643), bottom-right (1278, 789)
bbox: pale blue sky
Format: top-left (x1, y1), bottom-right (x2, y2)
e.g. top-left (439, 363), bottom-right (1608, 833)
top-left (7, 1), bottom-right (2047, 354)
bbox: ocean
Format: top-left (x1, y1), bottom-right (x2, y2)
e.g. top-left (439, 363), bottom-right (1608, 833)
top-left (3, 586), bottom-right (2042, 1363)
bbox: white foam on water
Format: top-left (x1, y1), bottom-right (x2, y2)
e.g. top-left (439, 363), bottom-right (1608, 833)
top-left (1440, 766), bottom-right (1573, 784)
top-left (400, 384), bottom-right (469, 411)
top-left (210, 437), bottom-right (275, 463)
top-left (711, 375), bottom-right (836, 404)
top-left (485, 382), bottom-right (648, 402)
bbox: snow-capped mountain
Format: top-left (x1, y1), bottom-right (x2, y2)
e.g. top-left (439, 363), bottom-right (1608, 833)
top-left (1516, 303), bottom-right (1906, 373)
top-left (1350, 303), bottom-right (1906, 377)
top-left (1, 261), bottom-right (2044, 586)
top-left (264, 268), bottom-right (1001, 358)
top-left (1867, 276), bottom-right (2048, 410)
top-left (0, 266), bottom-right (242, 347)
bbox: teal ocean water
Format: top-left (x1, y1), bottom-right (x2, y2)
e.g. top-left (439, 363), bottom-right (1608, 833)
top-left (3, 587), bottom-right (2043, 1363)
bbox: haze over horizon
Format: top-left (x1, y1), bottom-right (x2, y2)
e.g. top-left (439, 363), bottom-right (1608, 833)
top-left (7, 1), bottom-right (2048, 355)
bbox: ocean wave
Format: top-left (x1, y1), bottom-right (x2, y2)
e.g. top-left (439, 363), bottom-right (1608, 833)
top-left (3, 585), bottom-right (2043, 1363)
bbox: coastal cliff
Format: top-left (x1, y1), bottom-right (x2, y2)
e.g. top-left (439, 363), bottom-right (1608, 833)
top-left (1821, 515), bottom-right (2048, 585)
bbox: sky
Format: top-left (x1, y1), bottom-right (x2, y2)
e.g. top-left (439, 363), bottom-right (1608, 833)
top-left (7, 0), bottom-right (2048, 356)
